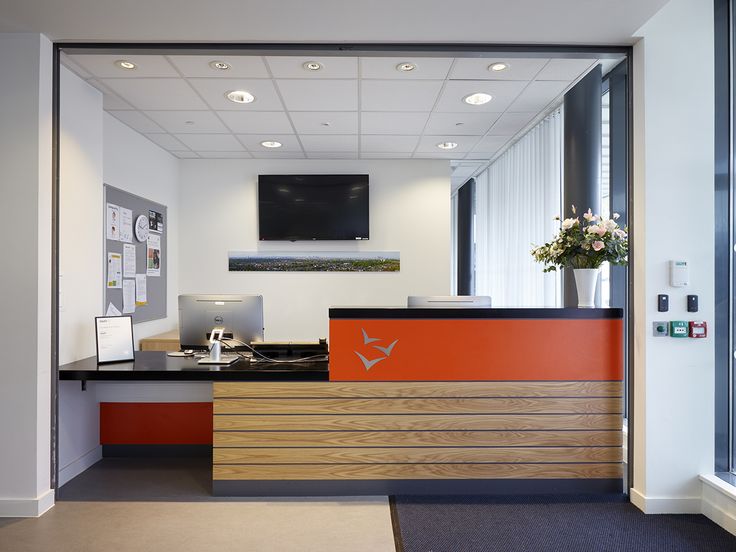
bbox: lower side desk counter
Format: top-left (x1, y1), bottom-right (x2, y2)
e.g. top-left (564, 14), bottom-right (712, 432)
top-left (212, 380), bottom-right (623, 496)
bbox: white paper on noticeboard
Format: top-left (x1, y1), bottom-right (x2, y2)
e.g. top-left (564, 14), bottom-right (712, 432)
top-left (105, 302), bottom-right (122, 316)
top-left (122, 279), bottom-right (136, 314)
top-left (120, 207), bottom-right (133, 243)
top-left (106, 203), bottom-right (120, 241)
top-left (107, 252), bottom-right (122, 288)
top-left (135, 274), bottom-right (147, 306)
top-left (146, 234), bottom-right (161, 277)
top-left (123, 243), bottom-right (136, 278)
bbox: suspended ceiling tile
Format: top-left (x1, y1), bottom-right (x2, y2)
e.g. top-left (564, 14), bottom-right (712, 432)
top-left (108, 110), bottom-right (165, 133)
top-left (144, 133), bottom-right (189, 150)
top-left (507, 80), bottom-right (568, 112)
top-left (171, 151), bottom-right (200, 159)
top-left (167, 55), bottom-right (270, 78)
top-left (70, 54), bottom-right (179, 78)
top-left (217, 111), bottom-right (293, 134)
top-left (87, 79), bottom-right (135, 110)
top-left (415, 135), bottom-right (479, 153)
top-left (236, 134), bottom-right (302, 152)
top-left (61, 53), bottom-right (92, 79)
top-left (173, 133), bottom-right (245, 151)
top-left (188, 78), bottom-right (284, 110)
top-left (536, 59), bottom-right (597, 81)
top-left (361, 80), bottom-right (444, 112)
top-left (488, 112), bottom-right (538, 135)
top-left (100, 78), bottom-right (208, 110)
top-left (289, 111), bottom-right (358, 135)
top-left (360, 112), bottom-right (429, 135)
top-left (144, 110), bottom-right (230, 134)
top-left (360, 152), bottom-right (413, 159)
top-left (469, 135), bottom-right (512, 154)
top-left (424, 112), bottom-right (500, 136)
top-left (306, 152), bottom-right (359, 159)
top-left (300, 134), bottom-right (358, 152)
top-left (194, 151), bottom-right (254, 158)
top-left (265, 56), bottom-right (358, 79)
top-left (361, 135), bottom-right (419, 153)
top-left (360, 57), bottom-right (453, 80)
top-left (413, 151), bottom-right (462, 159)
top-left (276, 79), bottom-right (358, 111)
top-left (434, 80), bottom-right (526, 113)
top-left (251, 151), bottom-right (306, 159)
top-left (449, 58), bottom-right (548, 81)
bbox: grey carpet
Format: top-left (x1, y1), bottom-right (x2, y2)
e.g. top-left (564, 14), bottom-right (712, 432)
top-left (392, 495), bottom-right (736, 552)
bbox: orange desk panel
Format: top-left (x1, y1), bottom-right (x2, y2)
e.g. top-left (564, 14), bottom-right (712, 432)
top-left (329, 318), bottom-right (623, 381)
top-left (100, 402), bottom-right (213, 445)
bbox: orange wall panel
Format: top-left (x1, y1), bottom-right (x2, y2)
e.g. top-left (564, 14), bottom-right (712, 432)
top-left (329, 318), bottom-right (623, 381)
top-left (100, 402), bottom-right (213, 445)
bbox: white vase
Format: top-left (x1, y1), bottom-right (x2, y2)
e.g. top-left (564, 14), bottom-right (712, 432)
top-left (573, 268), bottom-right (599, 308)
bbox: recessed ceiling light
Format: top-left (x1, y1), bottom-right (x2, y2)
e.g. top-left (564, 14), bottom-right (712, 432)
top-left (210, 60), bottom-right (231, 70)
top-left (226, 90), bottom-right (255, 104)
top-left (396, 62), bottom-right (416, 72)
top-left (303, 61), bottom-right (322, 71)
top-left (488, 62), bottom-right (509, 72)
top-left (437, 141), bottom-right (458, 150)
top-left (463, 92), bottom-right (492, 105)
top-left (261, 140), bottom-right (282, 148)
top-left (115, 60), bottom-right (136, 70)
top-left (321, 122), bottom-right (331, 127)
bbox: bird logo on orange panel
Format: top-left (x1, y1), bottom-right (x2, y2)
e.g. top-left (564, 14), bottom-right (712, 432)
top-left (354, 328), bottom-right (399, 371)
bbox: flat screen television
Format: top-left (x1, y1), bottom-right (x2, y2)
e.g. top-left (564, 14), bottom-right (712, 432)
top-left (258, 174), bottom-right (369, 241)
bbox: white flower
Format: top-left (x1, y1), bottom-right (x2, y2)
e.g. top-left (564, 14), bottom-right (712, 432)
top-left (613, 213), bottom-right (620, 220)
top-left (604, 219), bottom-right (618, 231)
top-left (583, 209), bottom-right (594, 222)
top-left (561, 218), bottom-right (577, 230)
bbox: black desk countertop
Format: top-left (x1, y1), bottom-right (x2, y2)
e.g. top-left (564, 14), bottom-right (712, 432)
top-left (329, 307), bottom-right (624, 319)
top-left (58, 351), bottom-right (329, 382)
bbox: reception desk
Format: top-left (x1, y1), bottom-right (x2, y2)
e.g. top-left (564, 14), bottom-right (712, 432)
top-left (212, 307), bottom-right (624, 496)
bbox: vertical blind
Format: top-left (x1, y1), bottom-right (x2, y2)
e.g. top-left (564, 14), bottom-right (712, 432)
top-left (473, 108), bottom-right (563, 307)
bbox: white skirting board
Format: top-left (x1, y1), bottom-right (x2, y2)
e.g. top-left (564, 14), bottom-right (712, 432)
top-left (58, 445), bottom-right (103, 487)
top-left (0, 489), bottom-right (54, 517)
top-left (700, 474), bottom-right (736, 536)
top-left (629, 487), bottom-right (702, 514)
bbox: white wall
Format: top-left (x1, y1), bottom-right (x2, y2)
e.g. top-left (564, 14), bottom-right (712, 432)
top-left (178, 159), bottom-right (451, 340)
top-left (57, 70), bottom-right (181, 485)
top-left (0, 33), bottom-right (54, 517)
top-left (59, 66), bottom-right (104, 365)
top-left (631, 0), bottom-right (715, 514)
top-left (58, 85), bottom-right (180, 365)
top-left (103, 113), bottom-right (181, 345)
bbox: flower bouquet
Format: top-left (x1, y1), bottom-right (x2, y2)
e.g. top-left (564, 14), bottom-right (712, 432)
top-left (531, 206), bottom-right (628, 307)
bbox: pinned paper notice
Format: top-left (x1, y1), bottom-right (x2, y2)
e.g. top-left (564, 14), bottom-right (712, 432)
top-left (146, 234), bottom-right (161, 277)
top-left (107, 252), bottom-right (122, 288)
top-left (120, 207), bottom-right (133, 243)
top-left (106, 203), bottom-right (120, 241)
top-left (123, 243), bottom-right (136, 278)
top-left (122, 279), bottom-right (136, 314)
top-left (106, 302), bottom-right (122, 316)
top-left (135, 274), bottom-right (147, 306)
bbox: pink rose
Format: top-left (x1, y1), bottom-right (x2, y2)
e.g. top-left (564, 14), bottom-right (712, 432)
top-left (592, 241), bottom-right (605, 251)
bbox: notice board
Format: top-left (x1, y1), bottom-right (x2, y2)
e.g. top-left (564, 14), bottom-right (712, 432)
top-left (103, 184), bottom-right (167, 324)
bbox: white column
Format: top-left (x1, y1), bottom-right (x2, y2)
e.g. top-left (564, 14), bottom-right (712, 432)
top-left (631, 0), bottom-right (715, 514)
top-left (0, 33), bottom-right (54, 517)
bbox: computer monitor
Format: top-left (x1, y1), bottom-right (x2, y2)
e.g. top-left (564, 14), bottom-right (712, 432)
top-left (178, 294), bottom-right (264, 350)
top-left (407, 295), bottom-right (492, 308)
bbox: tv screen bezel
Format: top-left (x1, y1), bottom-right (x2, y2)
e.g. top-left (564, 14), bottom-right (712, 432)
top-left (257, 174), bottom-right (370, 241)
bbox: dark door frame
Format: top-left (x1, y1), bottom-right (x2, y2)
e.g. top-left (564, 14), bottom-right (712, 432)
top-left (50, 41), bottom-right (634, 494)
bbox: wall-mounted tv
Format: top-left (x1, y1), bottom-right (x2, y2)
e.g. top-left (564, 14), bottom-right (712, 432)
top-left (258, 174), bottom-right (369, 241)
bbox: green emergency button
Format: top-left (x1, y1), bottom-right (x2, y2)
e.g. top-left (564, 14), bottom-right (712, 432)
top-left (670, 320), bottom-right (688, 338)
